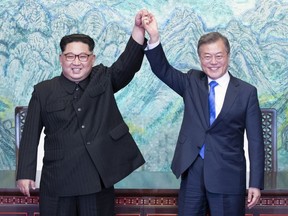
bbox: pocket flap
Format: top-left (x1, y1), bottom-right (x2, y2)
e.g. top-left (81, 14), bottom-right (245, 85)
top-left (109, 123), bottom-right (129, 140)
top-left (88, 82), bottom-right (107, 97)
top-left (46, 101), bottom-right (66, 112)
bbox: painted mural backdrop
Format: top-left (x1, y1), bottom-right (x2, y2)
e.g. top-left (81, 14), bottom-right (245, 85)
top-left (0, 0), bottom-right (287, 187)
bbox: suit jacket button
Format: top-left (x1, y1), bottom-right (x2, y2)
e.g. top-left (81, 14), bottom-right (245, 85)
top-left (77, 107), bottom-right (82, 112)
top-left (87, 141), bottom-right (91, 145)
top-left (81, 125), bottom-right (85, 129)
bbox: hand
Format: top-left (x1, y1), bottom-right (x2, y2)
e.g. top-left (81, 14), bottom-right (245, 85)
top-left (132, 9), bottom-right (149, 44)
top-left (17, 179), bottom-right (36, 197)
top-left (247, 187), bottom-right (261, 209)
top-left (135, 9), bottom-right (149, 28)
top-left (141, 12), bottom-right (160, 44)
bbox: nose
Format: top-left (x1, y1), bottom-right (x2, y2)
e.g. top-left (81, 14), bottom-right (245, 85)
top-left (210, 56), bottom-right (217, 64)
top-left (72, 56), bottom-right (81, 65)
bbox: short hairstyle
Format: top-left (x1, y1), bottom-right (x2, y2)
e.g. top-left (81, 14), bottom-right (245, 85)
top-left (60, 34), bottom-right (95, 52)
top-left (197, 32), bottom-right (230, 56)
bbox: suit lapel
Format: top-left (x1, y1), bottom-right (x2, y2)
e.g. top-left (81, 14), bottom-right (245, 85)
top-left (199, 74), bottom-right (210, 127)
top-left (213, 74), bottom-right (239, 126)
top-left (189, 72), bottom-right (210, 128)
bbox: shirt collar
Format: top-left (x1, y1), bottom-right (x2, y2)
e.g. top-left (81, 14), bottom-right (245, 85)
top-left (208, 71), bottom-right (230, 87)
top-left (59, 73), bottom-right (90, 94)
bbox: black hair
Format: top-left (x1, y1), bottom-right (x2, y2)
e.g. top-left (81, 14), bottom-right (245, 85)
top-left (60, 34), bottom-right (95, 52)
top-left (197, 32), bottom-right (230, 56)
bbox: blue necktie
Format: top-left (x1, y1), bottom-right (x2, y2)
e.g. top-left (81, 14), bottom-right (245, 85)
top-left (199, 81), bottom-right (218, 159)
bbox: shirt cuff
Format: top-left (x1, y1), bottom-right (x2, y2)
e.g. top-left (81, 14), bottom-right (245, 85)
top-left (146, 40), bottom-right (160, 50)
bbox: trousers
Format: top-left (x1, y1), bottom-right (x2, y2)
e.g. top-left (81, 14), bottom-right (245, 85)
top-left (178, 156), bottom-right (245, 216)
top-left (39, 187), bottom-right (115, 216)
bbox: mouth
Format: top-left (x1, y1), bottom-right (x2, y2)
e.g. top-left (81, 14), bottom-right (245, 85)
top-left (209, 67), bottom-right (220, 71)
top-left (72, 68), bottom-right (81, 73)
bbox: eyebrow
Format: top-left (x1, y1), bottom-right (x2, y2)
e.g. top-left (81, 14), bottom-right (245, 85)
top-left (63, 52), bottom-right (92, 55)
top-left (204, 51), bottom-right (225, 55)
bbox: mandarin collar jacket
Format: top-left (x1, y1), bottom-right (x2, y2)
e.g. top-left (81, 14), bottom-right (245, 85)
top-left (17, 37), bottom-right (146, 197)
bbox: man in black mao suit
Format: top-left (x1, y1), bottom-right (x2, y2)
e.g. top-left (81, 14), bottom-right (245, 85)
top-left (142, 13), bottom-right (264, 216)
top-left (16, 10), bottom-right (148, 216)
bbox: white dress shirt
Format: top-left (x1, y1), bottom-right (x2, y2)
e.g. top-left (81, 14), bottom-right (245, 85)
top-left (208, 72), bottom-right (230, 118)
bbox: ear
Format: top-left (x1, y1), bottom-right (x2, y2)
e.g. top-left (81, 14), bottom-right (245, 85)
top-left (59, 54), bottom-right (63, 66)
top-left (91, 54), bottom-right (96, 65)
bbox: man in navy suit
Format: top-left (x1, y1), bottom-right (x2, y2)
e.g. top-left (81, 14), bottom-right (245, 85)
top-left (142, 13), bottom-right (264, 216)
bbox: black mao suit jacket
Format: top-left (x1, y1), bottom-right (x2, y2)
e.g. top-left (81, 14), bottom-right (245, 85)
top-left (145, 44), bottom-right (264, 194)
top-left (16, 37), bottom-right (145, 197)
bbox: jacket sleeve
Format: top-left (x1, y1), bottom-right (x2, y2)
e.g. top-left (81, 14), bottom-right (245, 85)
top-left (145, 43), bottom-right (187, 96)
top-left (16, 88), bottom-right (43, 181)
top-left (109, 36), bottom-right (146, 92)
top-left (246, 87), bottom-right (265, 190)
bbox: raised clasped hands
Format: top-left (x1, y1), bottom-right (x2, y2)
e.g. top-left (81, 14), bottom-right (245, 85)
top-left (141, 10), bottom-right (159, 44)
top-left (132, 9), bottom-right (150, 44)
top-left (132, 9), bottom-right (160, 45)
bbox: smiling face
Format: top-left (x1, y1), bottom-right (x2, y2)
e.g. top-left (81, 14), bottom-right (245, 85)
top-left (199, 39), bottom-right (230, 80)
top-left (59, 41), bottom-right (95, 82)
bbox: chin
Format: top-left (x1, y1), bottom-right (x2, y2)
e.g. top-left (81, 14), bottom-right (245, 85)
top-left (209, 71), bottom-right (223, 79)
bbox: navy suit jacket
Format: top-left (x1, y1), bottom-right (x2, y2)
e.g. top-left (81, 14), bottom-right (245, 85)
top-left (146, 44), bottom-right (264, 194)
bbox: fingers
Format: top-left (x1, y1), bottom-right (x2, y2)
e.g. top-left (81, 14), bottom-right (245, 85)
top-left (135, 9), bottom-right (153, 27)
top-left (247, 196), bottom-right (259, 209)
top-left (18, 184), bottom-right (30, 197)
top-left (30, 181), bottom-right (36, 190)
top-left (142, 14), bottom-right (150, 26)
top-left (135, 9), bottom-right (148, 26)
top-left (247, 190), bottom-right (252, 203)
top-left (247, 188), bottom-right (261, 209)
top-left (140, 9), bottom-right (149, 16)
top-left (23, 186), bottom-right (31, 197)
top-left (17, 179), bottom-right (36, 197)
